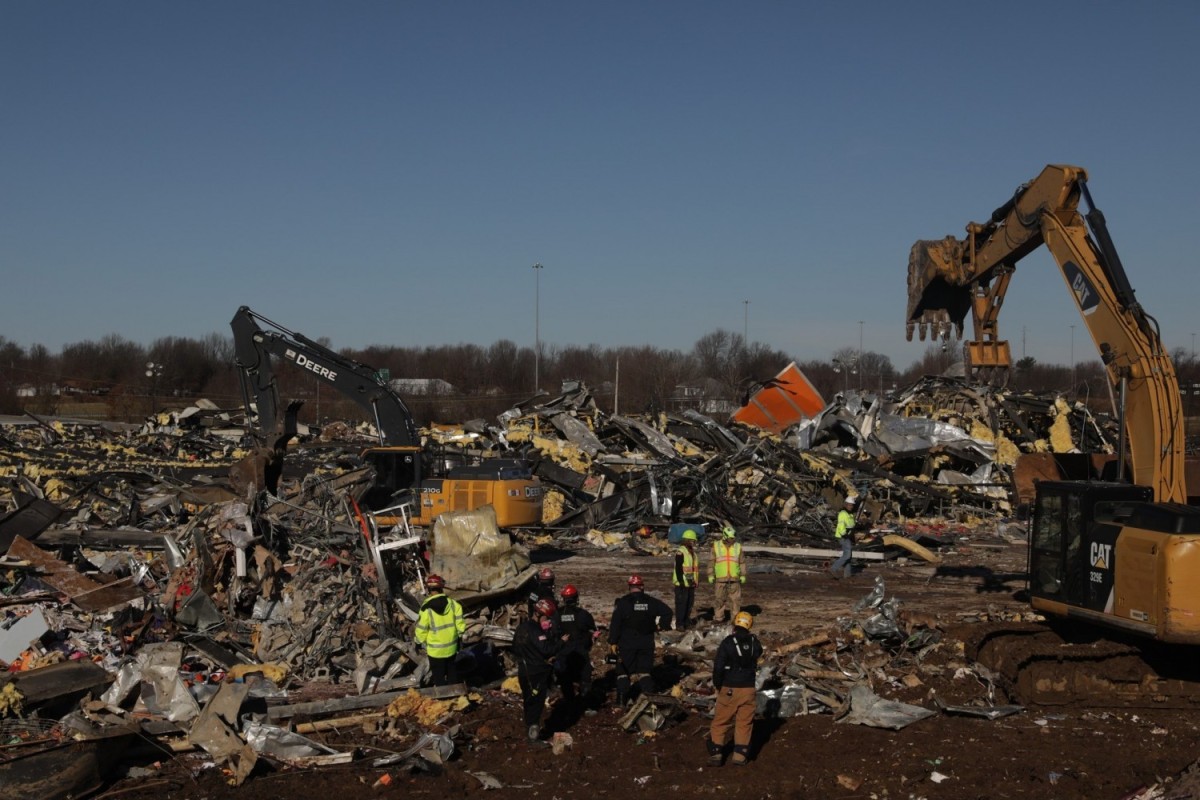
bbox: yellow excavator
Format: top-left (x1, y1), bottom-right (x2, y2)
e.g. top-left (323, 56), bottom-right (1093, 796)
top-left (907, 165), bottom-right (1200, 703)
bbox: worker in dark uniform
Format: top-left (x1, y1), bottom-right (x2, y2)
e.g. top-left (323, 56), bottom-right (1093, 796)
top-left (707, 611), bottom-right (764, 766)
top-left (527, 566), bottom-right (556, 615)
top-left (608, 574), bottom-right (673, 708)
top-left (512, 597), bottom-right (562, 746)
top-left (554, 583), bottom-right (596, 707)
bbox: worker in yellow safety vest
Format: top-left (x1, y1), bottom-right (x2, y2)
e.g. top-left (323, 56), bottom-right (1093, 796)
top-left (672, 528), bottom-right (701, 630)
top-left (709, 524), bottom-right (746, 622)
top-left (829, 495), bottom-right (859, 579)
top-left (414, 573), bottom-right (466, 686)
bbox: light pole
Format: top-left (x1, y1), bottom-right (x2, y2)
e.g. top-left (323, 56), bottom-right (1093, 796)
top-left (1070, 324), bottom-right (1076, 395)
top-left (532, 263), bottom-right (543, 393)
top-left (833, 356), bottom-right (857, 394)
top-left (145, 361), bottom-right (163, 416)
top-left (858, 321), bottom-right (864, 390)
top-left (743, 300), bottom-right (749, 343)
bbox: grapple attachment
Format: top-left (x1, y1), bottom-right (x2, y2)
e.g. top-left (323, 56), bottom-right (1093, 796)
top-left (905, 236), bottom-right (972, 344)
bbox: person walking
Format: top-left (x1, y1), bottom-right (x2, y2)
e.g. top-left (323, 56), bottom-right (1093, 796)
top-left (707, 611), bottom-right (764, 767)
top-left (672, 528), bottom-right (701, 629)
top-left (554, 583), bottom-right (597, 706)
top-left (709, 524), bottom-right (746, 622)
top-left (829, 495), bottom-right (859, 579)
top-left (414, 574), bottom-right (466, 686)
top-left (608, 574), bottom-right (673, 708)
top-left (512, 597), bottom-right (562, 745)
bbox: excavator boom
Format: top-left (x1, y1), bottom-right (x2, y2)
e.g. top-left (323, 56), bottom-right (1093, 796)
top-left (905, 165), bottom-right (1185, 503)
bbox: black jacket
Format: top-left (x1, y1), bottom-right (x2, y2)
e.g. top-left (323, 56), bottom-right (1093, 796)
top-left (526, 580), bottom-right (555, 616)
top-left (512, 618), bottom-right (561, 675)
top-left (556, 602), bottom-right (596, 652)
top-left (713, 629), bottom-right (763, 689)
top-left (608, 591), bottom-right (672, 650)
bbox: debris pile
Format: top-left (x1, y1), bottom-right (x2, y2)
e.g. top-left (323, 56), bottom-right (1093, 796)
top-left (0, 374), bottom-right (1116, 792)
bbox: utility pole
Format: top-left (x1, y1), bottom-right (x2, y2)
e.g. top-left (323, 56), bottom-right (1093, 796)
top-left (1070, 324), bottom-right (1076, 395)
top-left (743, 300), bottom-right (749, 343)
top-left (532, 263), bottom-right (543, 393)
top-left (858, 321), bottom-right (864, 390)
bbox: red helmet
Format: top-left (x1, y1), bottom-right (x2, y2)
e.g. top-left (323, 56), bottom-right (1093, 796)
top-left (534, 598), bottom-right (558, 617)
top-left (627, 574), bottom-right (644, 588)
top-left (425, 574), bottom-right (445, 590)
top-left (561, 584), bottom-right (579, 601)
top-left (537, 567), bottom-right (555, 583)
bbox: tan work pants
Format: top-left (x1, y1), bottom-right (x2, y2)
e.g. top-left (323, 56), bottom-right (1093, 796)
top-left (710, 686), bottom-right (755, 752)
top-left (713, 580), bottom-right (742, 620)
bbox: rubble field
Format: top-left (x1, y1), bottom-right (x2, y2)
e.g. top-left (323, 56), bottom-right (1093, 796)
top-left (3, 379), bottom-right (1200, 800)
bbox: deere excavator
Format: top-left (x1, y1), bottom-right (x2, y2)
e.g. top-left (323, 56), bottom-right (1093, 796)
top-left (907, 165), bottom-right (1200, 705)
top-left (230, 306), bottom-right (543, 528)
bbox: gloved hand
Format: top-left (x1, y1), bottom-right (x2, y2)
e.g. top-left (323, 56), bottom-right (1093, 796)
top-left (708, 576), bottom-right (714, 584)
top-left (739, 576), bottom-right (746, 584)
top-left (609, 644), bottom-right (619, 656)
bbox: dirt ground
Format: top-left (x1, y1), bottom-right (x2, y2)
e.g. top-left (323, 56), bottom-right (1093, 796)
top-left (100, 538), bottom-right (1200, 800)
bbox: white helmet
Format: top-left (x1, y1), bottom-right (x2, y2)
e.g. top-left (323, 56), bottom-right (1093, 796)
top-left (844, 495), bottom-right (859, 507)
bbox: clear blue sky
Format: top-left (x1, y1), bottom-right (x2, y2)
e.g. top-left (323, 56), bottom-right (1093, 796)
top-left (4, 2), bottom-right (1198, 372)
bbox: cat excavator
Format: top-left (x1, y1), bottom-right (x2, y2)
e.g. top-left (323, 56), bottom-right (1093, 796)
top-left (907, 165), bottom-right (1200, 705)
top-left (230, 306), bottom-right (542, 528)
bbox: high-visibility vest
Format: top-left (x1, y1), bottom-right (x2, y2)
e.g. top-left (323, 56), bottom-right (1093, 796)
top-left (673, 546), bottom-right (699, 587)
top-left (835, 509), bottom-right (855, 539)
top-left (415, 594), bottom-right (465, 658)
top-left (712, 540), bottom-right (742, 581)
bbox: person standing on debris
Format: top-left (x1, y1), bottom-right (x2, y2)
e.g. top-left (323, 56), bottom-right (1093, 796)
top-left (513, 597), bottom-right (562, 745)
top-left (829, 495), bottom-right (859, 579)
top-left (554, 584), bottom-right (597, 707)
top-left (527, 566), bottom-right (556, 616)
top-left (707, 611), bottom-right (764, 767)
top-left (709, 524), bottom-right (746, 622)
top-left (608, 574), bottom-right (673, 708)
top-left (414, 574), bottom-right (466, 686)
top-left (672, 528), bottom-right (701, 629)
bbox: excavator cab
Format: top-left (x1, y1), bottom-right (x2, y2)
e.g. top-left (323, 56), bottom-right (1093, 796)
top-left (360, 446), bottom-right (423, 510)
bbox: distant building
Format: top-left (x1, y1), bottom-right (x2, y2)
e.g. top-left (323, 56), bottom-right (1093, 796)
top-left (389, 378), bottom-right (456, 396)
top-left (671, 379), bottom-right (736, 415)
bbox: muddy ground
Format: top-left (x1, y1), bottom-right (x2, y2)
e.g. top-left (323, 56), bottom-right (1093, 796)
top-left (102, 538), bottom-right (1200, 800)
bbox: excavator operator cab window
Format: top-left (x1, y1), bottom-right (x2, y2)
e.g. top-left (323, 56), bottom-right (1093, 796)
top-left (1030, 491), bottom-right (1065, 598)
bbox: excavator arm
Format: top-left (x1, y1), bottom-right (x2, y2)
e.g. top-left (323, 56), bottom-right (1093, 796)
top-left (906, 165), bottom-right (1185, 503)
top-left (230, 306), bottom-right (419, 447)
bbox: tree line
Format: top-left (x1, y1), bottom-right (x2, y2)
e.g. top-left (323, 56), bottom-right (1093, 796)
top-left (1, 330), bottom-right (1197, 427)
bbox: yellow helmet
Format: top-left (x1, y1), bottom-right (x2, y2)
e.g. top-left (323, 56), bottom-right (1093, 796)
top-left (681, 529), bottom-right (698, 542)
top-left (734, 611), bottom-right (754, 630)
top-left (722, 525), bottom-right (736, 538)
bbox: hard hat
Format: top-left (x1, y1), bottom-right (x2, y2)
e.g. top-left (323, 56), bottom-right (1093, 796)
top-left (722, 525), bottom-right (736, 538)
top-left (627, 574), bottom-right (644, 588)
top-left (561, 584), bottom-right (579, 601)
top-left (734, 611), bottom-right (754, 630)
top-left (844, 495), bottom-right (859, 506)
top-left (681, 529), bottom-right (698, 542)
top-left (425, 574), bottom-right (445, 590)
top-left (535, 597), bottom-right (558, 617)
top-left (537, 567), bottom-right (555, 583)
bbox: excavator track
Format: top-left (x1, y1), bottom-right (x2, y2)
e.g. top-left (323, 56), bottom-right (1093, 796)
top-left (963, 622), bottom-right (1200, 708)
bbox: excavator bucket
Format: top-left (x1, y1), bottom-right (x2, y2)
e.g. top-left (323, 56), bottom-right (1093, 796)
top-left (905, 237), bottom-right (971, 344)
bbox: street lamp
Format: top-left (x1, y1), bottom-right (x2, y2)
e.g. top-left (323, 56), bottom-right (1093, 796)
top-left (145, 361), bottom-right (163, 415)
top-left (858, 321), bottom-right (864, 390)
top-left (1070, 324), bottom-right (1076, 395)
top-left (833, 355), bottom-right (857, 394)
top-left (743, 300), bottom-right (750, 343)
top-left (532, 263), bottom-right (543, 393)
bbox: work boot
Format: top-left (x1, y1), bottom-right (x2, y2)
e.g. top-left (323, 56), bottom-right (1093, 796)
top-left (731, 745), bottom-right (750, 766)
top-left (706, 740), bottom-right (724, 767)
